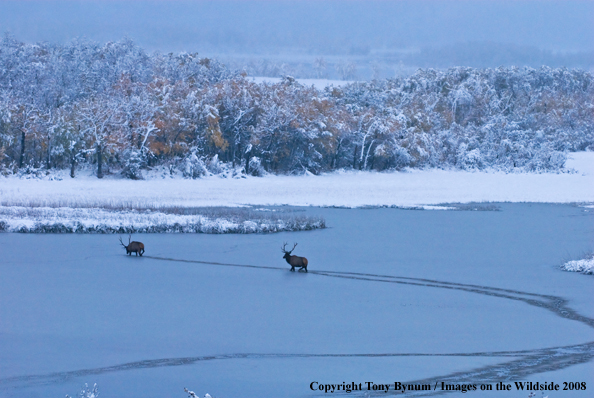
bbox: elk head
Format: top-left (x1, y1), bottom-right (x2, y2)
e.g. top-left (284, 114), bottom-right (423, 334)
top-left (282, 242), bottom-right (308, 272)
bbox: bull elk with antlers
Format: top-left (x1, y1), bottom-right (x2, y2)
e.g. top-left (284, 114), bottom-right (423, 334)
top-left (119, 235), bottom-right (145, 256)
top-left (282, 242), bottom-right (308, 272)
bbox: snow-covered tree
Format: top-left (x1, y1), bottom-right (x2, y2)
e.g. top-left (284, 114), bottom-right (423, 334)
top-left (0, 35), bottom-right (591, 176)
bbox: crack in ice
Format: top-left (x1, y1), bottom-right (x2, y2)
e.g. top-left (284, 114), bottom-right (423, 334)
top-left (2, 255), bottom-right (592, 394)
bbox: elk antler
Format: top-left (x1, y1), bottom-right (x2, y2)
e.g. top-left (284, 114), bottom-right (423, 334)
top-left (282, 242), bottom-right (298, 254)
top-left (119, 236), bottom-right (127, 248)
top-left (128, 234), bottom-right (132, 244)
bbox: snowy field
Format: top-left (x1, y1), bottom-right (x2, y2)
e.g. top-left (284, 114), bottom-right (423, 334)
top-left (1, 153), bottom-right (593, 210)
top-left (0, 204), bottom-right (593, 398)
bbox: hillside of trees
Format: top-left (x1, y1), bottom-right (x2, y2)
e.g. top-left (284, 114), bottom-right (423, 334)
top-left (0, 36), bottom-right (592, 179)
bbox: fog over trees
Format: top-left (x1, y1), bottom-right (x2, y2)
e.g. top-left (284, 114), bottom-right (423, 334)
top-left (1, 1), bottom-right (593, 79)
top-left (0, 36), bottom-right (591, 178)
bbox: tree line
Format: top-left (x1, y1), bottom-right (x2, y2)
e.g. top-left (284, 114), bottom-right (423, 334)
top-left (0, 35), bottom-right (592, 179)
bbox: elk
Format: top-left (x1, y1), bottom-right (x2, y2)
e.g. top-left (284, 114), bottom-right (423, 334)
top-left (282, 242), bottom-right (308, 272)
top-left (119, 235), bottom-right (145, 256)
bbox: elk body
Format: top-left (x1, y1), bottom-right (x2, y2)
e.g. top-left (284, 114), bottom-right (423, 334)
top-left (282, 242), bottom-right (308, 272)
top-left (119, 235), bottom-right (145, 256)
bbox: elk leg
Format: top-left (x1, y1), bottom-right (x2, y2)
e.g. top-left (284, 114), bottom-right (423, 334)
top-left (290, 266), bottom-right (295, 272)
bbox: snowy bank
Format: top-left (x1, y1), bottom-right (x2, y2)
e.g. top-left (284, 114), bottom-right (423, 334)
top-left (1, 152), bottom-right (592, 209)
top-left (0, 207), bottom-right (325, 234)
top-left (561, 255), bottom-right (594, 275)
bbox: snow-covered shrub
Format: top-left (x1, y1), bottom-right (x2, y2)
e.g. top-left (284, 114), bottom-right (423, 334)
top-left (66, 383), bottom-right (99, 398)
top-left (374, 142), bottom-right (412, 170)
top-left (458, 148), bottom-right (484, 170)
top-left (247, 156), bottom-right (265, 176)
top-left (185, 388), bottom-right (198, 397)
top-left (207, 154), bottom-right (223, 174)
top-left (0, 161), bottom-right (15, 177)
top-left (455, 143), bottom-right (484, 170)
top-left (0, 147), bottom-right (8, 175)
top-left (120, 149), bottom-right (145, 180)
top-left (561, 254), bottom-right (594, 275)
top-left (184, 387), bottom-right (212, 398)
top-left (392, 146), bottom-right (413, 169)
top-left (182, 152), bottom-right (208, 179)
top-left (17, 164), bottom-right (48, 179)
top-left (524, 149), bottom-right (566, 171)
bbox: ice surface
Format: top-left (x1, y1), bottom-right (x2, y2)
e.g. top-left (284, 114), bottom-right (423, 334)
top-left (0, 204), bottom-right (592, 397)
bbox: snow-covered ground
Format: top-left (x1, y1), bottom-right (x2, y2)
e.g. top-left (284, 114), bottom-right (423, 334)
top-left (1, 152), bottom-right (593, 209)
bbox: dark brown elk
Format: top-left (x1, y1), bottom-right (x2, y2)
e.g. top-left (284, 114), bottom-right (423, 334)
top-left (119, 235), bottom-right (145, 256)
top-left (282, 242), bottom-right (308, 272)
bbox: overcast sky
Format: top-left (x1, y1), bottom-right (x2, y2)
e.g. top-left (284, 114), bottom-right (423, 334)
top-left (0, 0), bottom-right (592, 61)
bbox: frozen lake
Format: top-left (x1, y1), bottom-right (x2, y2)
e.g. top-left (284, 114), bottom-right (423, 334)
top-left (0, 204), bottom-right (593, 397)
